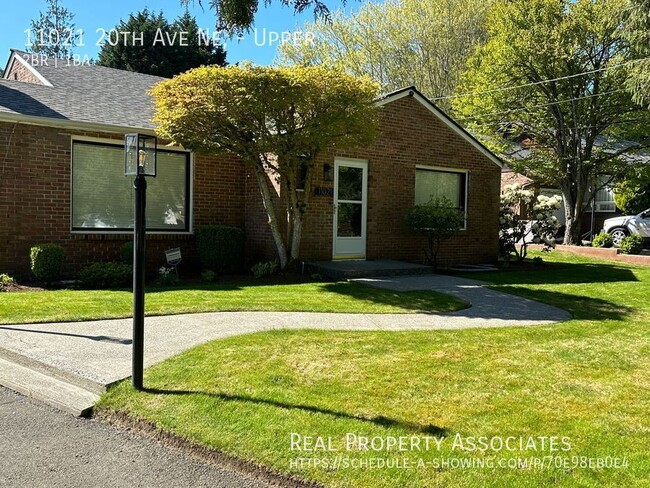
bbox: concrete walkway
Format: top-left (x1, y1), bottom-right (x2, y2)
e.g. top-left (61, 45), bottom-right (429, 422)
top-left (0, 274), bottom-right (570, 413)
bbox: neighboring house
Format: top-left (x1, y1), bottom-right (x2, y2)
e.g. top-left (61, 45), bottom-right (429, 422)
top-left (0, 49), bottom-right (503, 276)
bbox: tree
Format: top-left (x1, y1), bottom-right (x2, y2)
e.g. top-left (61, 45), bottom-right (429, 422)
top-left (454, 0), bottom-right (650, 245)
top-left (277, 0), bottom-right (492, 110)
top-left (405, 198), bottom-right (465, 269)
top-left (152, 65), bottom-right (379, 268)
top-left (624, 0), bottom-right (650, 106)
top-left (96, 10), bottom-right (227, 78)
top-left (180, 0), bottom-right (335, 33)
top-left (29, 0), bottom-right (79, 59)
top-left (614, 165), bottom-right (650, 214)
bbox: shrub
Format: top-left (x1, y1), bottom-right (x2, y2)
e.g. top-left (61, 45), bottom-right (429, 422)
top-left (251, 261), bottom-right (279, 279)
top-left (198, 225), bottom-right (245, 273)
top-left (120, 241), bottom-right (134, 264)
top-left (499, 185), bottom-right (562, 262)
top-left (158, 266), bottom-right (180, 286)
top-left (0, 273), bottom-right (15, 291)
top-left (592, 232), bottom-right (614, 248)
top-left (201, 270), bottom-right (216, 283)
top-left (79, 262), bottom-right (132, 289)
top-left (406, 197), bottom-right (465, 269)
top-left (30, 244), bottom-right (65, 283)
top-left (619, 234), bottom-right (644, 255)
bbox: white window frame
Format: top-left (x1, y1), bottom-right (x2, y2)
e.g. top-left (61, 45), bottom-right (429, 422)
top-left (415, 165), bottom-right (469, 230)
top-left (70, 136), bottom-right (194, 235)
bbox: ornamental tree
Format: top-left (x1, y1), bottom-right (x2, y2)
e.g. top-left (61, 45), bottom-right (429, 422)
top-left (405, 198), bottom-right (465, 269)
top-left (500, 184), bottom-right (562, 262)
top-left (152, 65), bottom-right (379, 269)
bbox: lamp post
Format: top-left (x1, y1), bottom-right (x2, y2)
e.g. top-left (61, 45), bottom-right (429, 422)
top-left (125, 133), bottom-right (157, 391)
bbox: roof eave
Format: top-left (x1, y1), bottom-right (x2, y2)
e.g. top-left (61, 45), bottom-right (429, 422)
top-left (0, 112), bottom-right (156, 135)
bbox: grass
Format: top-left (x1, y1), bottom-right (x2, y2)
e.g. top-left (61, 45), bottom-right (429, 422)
top-left (0, 280), bottom-right (467, 325)
top-left (97, 251), bottom-right (650, 488)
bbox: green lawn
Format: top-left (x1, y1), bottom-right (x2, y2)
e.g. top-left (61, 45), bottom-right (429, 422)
top-left (0, 281), bottom-right (466, 325)
top-left (97, 251), bottom-right (650, 487)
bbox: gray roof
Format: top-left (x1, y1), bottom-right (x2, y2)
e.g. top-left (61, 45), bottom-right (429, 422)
top-left (0, 50), bottom-right (164, 130)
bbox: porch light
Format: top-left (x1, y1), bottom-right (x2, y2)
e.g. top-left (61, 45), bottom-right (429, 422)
top-left (125, 133), bottom-right (157, 176)
top-left (323, 163), bottom-right (334, 182)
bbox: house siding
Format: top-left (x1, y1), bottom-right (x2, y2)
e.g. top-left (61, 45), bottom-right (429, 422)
top-left (0, 122), bottom-right (245, 277)
top-left (3, 56), bottom-right (43, 85)
top-left (252, 95), bottom-right (501, 267)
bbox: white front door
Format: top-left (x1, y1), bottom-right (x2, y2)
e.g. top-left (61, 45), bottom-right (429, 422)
top-left (333, 158), bottom-right (368, 259)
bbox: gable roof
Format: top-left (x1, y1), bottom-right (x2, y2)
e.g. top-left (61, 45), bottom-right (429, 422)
top-left (0, 50), bottom-right (163, 132)
top-left (376, 86), bottom-right (503, 168)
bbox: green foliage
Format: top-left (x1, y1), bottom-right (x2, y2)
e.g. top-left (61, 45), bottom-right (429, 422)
top-left (30, 244), bottom-right (64, 283)
top-left (153, 65), bottom-right (379, 268)
top-left (592, 232), bottom-right (614, 248)
top-left (619, 234), bottom-right (644, 255)
top-left (406, 198), bottom-right (465, 268)
top-left (201, 270), bottom-right (216, 283)
top-left (251, 261), bottom-right (280, 279)
top-left (277, 0), bottom-right (492, 110)
top-left (96, 9), bottom-right (226, 77)
top-left (613, 168), bottom-right (650, 215)
top-left (120, 241), bottom-right (134, 265)
top-left (0, 273), bottom-right (15, 291)
top-left (197, 225), bottom-right (245, 273)
top-left (180, 0), bottom-right (332, 33)
top-left (29, 0), bottom-right (79, 58)
top-left (78, 262), bottom-right (132, 289)
top-left (624, 0), bottom-right (650, 106)
top-left (454, 0), bottom-right (650, 245)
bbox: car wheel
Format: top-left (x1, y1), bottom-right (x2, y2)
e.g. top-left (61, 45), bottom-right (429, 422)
top-left (610, 227), bottom-right (629, 247)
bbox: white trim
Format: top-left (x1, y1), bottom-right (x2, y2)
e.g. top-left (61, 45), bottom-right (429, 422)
top-left (376, 89), bottom-right (503, 169)
top-left (333, 157), bottom-right (368, 259)
top-left (0, 112), bottom-right (156, 135)
top-left (9, 52), bottom-right (54, 87)
top-left (70, 135), bottom-right (188, 153)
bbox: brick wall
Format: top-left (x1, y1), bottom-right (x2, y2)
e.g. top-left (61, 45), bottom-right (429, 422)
top-left (3, 56), bottom-right (43, 85)
top-left (248, 94), bottom-right (502, 267)
top-left (0, 122), bottom-right (245, 277)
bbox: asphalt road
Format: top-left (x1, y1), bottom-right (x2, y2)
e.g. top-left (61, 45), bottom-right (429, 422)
top-left (0, 387), bottom-right (267, 488)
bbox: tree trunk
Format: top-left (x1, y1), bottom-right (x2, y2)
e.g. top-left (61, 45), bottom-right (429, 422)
top-left (253, 164), bottom-right (289, 269)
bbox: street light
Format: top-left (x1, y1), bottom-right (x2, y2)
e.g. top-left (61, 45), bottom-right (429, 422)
top-left (125, 133), bottom-right (157, 390)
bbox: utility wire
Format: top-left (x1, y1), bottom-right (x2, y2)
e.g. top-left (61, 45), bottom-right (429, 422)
top-left (432, 56), bottom-right (650, 101)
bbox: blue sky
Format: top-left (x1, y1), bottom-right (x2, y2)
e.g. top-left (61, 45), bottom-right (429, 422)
top-left (0, 0), bottom-right (352, 70)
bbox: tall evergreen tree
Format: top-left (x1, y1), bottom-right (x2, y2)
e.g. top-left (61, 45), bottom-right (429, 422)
top-left (97, 10), bottom-right (227, 78)
top-left (29, 0), bottom-right (79, 59)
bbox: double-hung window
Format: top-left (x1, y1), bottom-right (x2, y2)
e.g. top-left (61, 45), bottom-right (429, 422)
top-left (71, 140), bottom-right (191, 232)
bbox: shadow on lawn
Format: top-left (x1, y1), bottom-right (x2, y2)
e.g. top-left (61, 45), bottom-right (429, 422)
top-left (494, 286), bottom-right (633, 321)
top-left (143, 387), bottom-right (446, 436)
top-left (472, 262), bottom-right (639, 286)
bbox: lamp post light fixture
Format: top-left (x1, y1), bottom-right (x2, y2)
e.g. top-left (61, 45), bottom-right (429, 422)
top-left (125, 133), bottom-right (157, 390)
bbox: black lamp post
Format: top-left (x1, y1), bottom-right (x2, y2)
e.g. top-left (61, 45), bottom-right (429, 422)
top-left (125, 133), bottom-right (157, 390)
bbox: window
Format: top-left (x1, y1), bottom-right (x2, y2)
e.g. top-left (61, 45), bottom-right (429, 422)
top-left (72, 140), bottom-right (191, 232)
top-left (415, 167), bottom-right (467, 211)
top-left (586, 176), bottom-right (616, 213)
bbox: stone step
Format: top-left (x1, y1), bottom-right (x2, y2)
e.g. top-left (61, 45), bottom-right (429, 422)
top-left (307, 259), bottom-right (433, 280)
top-left (0, 357), bottom-right (100, 417)
top-left (0, 346), bottom-right (106, 396)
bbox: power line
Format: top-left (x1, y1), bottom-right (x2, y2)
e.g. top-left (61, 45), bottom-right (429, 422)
top-left (432, 56), bottom-right (650, 102)
top-left (455, 88), bottom-right (627, 122)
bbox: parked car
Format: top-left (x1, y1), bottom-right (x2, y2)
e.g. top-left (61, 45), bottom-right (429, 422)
top-left (602, 209), bottom-right (650, 247)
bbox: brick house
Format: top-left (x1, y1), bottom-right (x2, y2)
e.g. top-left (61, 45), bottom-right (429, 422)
top-left (0, 49), bottom-right (502, 277)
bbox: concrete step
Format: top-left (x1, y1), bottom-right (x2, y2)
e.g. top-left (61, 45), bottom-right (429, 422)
top-left (0, 357), bottom-right (100, 417)
top-left (308, 259), bottom-right (433, 280)
top-left (0, 346), bottom-right (105, 396)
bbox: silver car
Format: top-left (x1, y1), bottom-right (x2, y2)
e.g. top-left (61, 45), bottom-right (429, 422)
top-left (602, 208), bottom-right (650, 247)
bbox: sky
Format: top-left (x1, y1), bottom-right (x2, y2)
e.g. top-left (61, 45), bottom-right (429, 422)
top-left (0, 0), bottom-right (352, 70)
